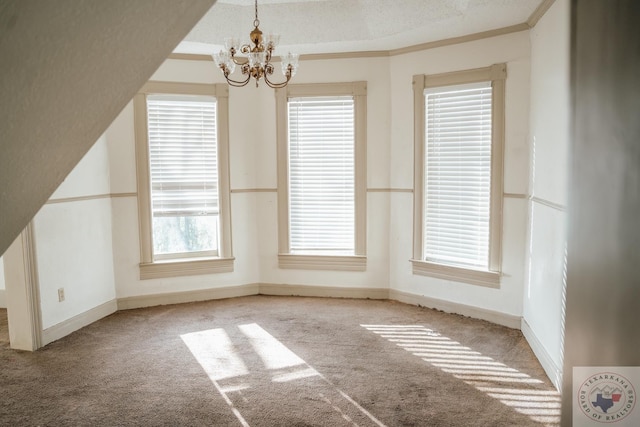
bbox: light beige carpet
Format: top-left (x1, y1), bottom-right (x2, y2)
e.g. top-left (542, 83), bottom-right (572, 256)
top-left (0, 296), bottom-right (560, 426)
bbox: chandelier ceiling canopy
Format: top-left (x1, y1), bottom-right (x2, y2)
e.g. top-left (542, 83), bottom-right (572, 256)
top-left (213, 0), bottom-right (299, 88)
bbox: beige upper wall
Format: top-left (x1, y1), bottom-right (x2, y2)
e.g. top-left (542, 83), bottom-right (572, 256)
top-left (0, 0), bottom-right (216, 256)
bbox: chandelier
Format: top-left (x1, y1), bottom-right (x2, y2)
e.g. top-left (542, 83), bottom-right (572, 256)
top-left (213, 0), bottom-right (299, 88)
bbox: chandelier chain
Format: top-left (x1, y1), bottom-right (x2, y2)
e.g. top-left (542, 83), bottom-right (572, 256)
top-left (254, 0), bottom-right (260, 28)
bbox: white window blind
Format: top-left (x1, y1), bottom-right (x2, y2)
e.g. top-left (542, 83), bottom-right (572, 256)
top-left (424, 81), bottom-right (492, 269)
top-left (288, 96), bottom-right (355, 253)
top-left (146, 95), bottom-right (219, 257)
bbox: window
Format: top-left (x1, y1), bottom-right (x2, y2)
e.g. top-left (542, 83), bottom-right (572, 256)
top-left (412, 64), bottom-right (506, 287)
top-left (147, 95), bottom-right (219, 258)
top-left (135, 82), bottom-right (233, 279)
top-left (276, 82), bottom-right (367, 271)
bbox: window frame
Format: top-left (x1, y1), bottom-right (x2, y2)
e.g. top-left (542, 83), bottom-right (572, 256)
top-left (412, 64), bottom-right (506, 287)
top-left (134, 81), bottom-right (233, 279)
top-left (275, 82), bottom-right (367, 271)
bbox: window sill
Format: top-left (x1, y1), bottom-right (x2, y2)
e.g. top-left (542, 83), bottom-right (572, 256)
top-left (139, 257), bottom-right (235, 280)
top-left (410, 259), bottom-right (500, 288)
top-left (279, 254), bottom-right (366, 271)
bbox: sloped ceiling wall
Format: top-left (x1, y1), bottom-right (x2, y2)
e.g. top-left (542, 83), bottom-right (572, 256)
top-left (0, 0), bottom-right (216, 255)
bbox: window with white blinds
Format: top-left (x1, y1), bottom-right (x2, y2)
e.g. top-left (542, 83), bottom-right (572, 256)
top-left (288, 96), bottom-right (355, 253)
top-left (423, 81), bottom-right (492, 269)
top-left (146, 94), bottom-right (219, 258)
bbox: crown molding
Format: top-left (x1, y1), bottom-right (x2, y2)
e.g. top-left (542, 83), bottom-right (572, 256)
top-left (300, 50), bottom-right (389, 61)
top-left (389, 23), bottom-right (529, 57)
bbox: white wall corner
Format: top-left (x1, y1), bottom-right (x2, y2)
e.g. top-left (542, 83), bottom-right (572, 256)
top-left (0, 289), bottom-right (6, 309)
top-left (42, 299), bottom-right (118, 346)
top-left (521, 318), bottom-right (562, 391)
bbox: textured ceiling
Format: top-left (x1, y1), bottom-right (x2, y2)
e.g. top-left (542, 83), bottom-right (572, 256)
top-left (176, 0), bottom-right (545, 55)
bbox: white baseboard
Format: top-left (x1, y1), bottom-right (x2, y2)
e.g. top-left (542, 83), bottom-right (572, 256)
top-left (117, 283), bottom-right (388, 310)
top-left (117, 283), bottom-right (259, 310)
top-left (42, 299), bottom-right (118, 346)
top-left (259, 283), bottom-right (389, 300)
top-left (116, 285), bottom-right (521, 331)
top-left (388, 289), bottom-right (521, 329)
top-left (0, 289), bottom-right (6, 308)
top-left (521, 318), bottom-right (562, 391)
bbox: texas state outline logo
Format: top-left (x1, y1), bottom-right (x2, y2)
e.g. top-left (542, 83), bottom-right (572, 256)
top-left (574, 367), bottom-right (638, 426)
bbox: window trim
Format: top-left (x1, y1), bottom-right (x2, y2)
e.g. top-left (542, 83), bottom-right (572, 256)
top-left (134, 81), bottom-right (233, 279)
top-left (412, 64), bottom-right (506, 287)
top-left (275, 82), bottom-right (367, 271)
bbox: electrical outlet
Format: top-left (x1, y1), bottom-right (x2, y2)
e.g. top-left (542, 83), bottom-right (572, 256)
top-left (58, 288), bottom-right (65, 302)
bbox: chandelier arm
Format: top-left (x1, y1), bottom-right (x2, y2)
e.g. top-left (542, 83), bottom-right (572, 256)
top-left (225, 73), bottom-right (252, 87)
top-left (264, 63), bottom-right (275, 75)
top-left (263, 72), bottom-right (291, 89)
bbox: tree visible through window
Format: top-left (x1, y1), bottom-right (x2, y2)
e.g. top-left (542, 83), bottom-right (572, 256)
top-left (135, 82), bottom-right (232, 279)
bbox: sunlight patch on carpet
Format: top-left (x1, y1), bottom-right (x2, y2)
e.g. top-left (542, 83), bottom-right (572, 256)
top-left (272, 367), bottom-right (319, 383)
top-left (180, 328), bottom-right (248, 381)
top-left (362, 324), bottom-right (561, 426)
top-left (182, 324), bottom-right (388, 427)
top-left (238, 323), bottom-right (306, 370)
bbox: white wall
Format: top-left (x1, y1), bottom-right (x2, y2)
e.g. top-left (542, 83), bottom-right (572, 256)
top-left (12, 24), bottom-right (554, 347)
top-left (33, 135), bottom-right (117, 330)
top-left (522, 0), bottom-right (570, 390)
top-left (108, 55), bottom-right (393, 299)
top-left (1, 6), bottom-right (568, 354)
top-left (106, 31), bottom-right (539, 325)
top-left (388, 31), bottom-right (532, 319)
top-left (108, 60), bottom-right (262, 300)
top-left (257, 56), bottom-right (392, 288)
